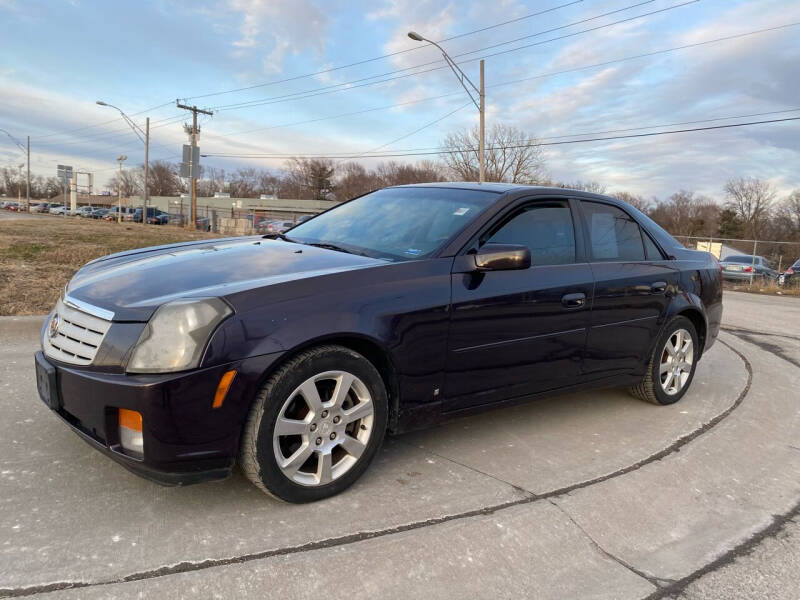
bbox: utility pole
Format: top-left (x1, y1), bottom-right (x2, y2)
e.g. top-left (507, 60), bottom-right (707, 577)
top-left (117, 155), bottom-right (127, 223)
top-left (479, 60), bottom-right (485, 184)
top-left (144, 118), bottom-right (150, 217)
top-left (176, 102), bottom-right (213, 230)
top-left (26, 136), bottom-right (30, 206)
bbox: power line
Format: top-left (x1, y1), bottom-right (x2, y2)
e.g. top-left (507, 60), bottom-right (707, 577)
top-left (181, 0), bottom-right (585, 101)
top-left (197, 20), bottom-right (800, 150)
top-left (30, 101), bottom-right (175, 141)
top-left (210, 0), bottom-right (696, 112)
top-left (335, 101), bottom-right (473, 165)
top-left (202, 116), bottom-right (800, 159)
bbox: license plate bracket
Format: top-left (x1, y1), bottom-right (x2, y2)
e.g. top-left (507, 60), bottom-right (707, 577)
top-left (35, 352), bottom-right (60, 410)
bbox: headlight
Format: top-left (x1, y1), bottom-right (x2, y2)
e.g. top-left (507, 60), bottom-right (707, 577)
top-left (127, 298), bottom-right (232, 373)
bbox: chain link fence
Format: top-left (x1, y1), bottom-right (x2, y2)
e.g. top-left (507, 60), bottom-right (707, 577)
top-left (164, 201), bottom-right (319, 235)
top-left (674, 235), bottom-right (800, 288)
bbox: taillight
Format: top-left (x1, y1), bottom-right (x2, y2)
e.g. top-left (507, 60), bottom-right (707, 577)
top-left (744, 266), bottom-right (753, 272)
top-left (787, 268), bottom-right (795, 275)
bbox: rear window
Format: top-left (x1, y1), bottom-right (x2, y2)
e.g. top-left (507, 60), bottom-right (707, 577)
top-left (725, 255), bottom-right (756, 264)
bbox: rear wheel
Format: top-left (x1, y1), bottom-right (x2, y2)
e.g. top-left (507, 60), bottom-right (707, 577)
top-left (239, 345), bottom-right (388, 502)
top-left (629, 316), bottom-right (698, 405)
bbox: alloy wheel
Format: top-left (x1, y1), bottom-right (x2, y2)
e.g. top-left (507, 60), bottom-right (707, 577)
top-left (272, 370), bottom-right (374, 486)
top-left (659, 328), bottom-right (694, 396)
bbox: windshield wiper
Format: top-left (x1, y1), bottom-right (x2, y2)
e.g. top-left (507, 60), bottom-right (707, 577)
top-left (263, 232), bottom-right (296, 243)
top-left (308, 242), bottom-right (354, 255)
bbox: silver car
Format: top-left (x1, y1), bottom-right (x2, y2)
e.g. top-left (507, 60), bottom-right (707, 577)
top-left (719, 254), bottom-right (778, 283)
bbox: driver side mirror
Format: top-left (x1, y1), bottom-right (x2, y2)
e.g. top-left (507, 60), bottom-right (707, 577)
top-left (474, 244), bottom-right (531, 271)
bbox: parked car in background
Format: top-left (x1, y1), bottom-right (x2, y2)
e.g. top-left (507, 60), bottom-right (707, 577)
top-left (256, 219), bottom-right (295, 234)
top-left (778, 258), bottom-right (800, 287)
top-left (131, 207), bottom-right (163, 223)
top-left (3, 201), bottom-right (20, 211)
top-left (34, 183), bottom-right (722, 502)
top-left (296, 214), bottom-right (313, 224)
top-left (719, 254), bottom-right (777, 283)
top-left (29, 203), bottom-right (51, 213)
top-left (195, 216), bottom-right (211, 231)
top-left (90, 208), bottom-right (110, 219)
top-left (145, 211), bottom-right (170, 225)
top-left (104, 206), bottom-right (135, 221)
top-left (48, 205), bottom-right (65, 214)
top-left (76, 206), bottom-right (95, 218)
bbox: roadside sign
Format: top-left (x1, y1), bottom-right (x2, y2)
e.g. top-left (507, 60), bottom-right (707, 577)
top-left (180, 145), bottom-right (200, 178)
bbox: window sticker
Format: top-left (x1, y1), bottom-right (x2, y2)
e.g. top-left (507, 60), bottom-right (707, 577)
top-left (453, 207), bottom-right (470, 216)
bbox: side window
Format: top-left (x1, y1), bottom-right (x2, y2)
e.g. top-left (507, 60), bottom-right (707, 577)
top-left (642, 231), bottom-right (664, 260)
top-left (581, 201), bottom-right (645, 261)
top-left (485, 201), bottom-right (575, 266)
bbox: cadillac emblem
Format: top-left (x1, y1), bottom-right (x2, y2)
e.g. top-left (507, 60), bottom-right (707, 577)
top-left (48, 313), bottom-right (60, 339)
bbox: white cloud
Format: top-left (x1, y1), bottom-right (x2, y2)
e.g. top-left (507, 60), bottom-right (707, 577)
top-left (225, 0), bottom-right (329, 72)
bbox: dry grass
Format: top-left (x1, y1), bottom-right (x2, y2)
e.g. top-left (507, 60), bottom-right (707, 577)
top-left (0, 216), bottom-right (222, 315)
top-left (723, 280), bottom-right (800, 297)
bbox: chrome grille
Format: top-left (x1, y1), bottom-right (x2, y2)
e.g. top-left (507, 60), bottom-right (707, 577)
top-left (42, 298), bottom-right (112, 366)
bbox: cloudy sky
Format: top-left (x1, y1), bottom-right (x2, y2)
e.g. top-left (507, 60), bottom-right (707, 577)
top-left (1, 0), bottom-right (798, 199)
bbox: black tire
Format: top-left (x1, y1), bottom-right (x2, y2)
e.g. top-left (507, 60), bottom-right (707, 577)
top-left (239, 345), bottom-right (388, 502)
top-left (629, 315), bottom-right (699, 405)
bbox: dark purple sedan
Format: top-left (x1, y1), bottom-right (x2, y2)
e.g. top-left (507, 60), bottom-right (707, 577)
top-left (34, 184), bottom-right (722, 502)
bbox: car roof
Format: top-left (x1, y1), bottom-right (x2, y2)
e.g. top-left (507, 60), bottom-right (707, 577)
top-left (391, 182), bottom-right (623, 200)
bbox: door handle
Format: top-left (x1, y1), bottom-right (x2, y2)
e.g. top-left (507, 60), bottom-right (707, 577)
top-left (651, 281), bottom-right (667, 294)
top-left (561, 292), bottom-right (586, 309)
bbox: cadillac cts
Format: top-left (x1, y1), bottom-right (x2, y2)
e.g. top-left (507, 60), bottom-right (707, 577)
top-left (34, 184), bottom-right (722, 502)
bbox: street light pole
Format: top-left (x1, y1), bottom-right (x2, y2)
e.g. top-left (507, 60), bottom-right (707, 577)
top-left (96, 101), bottom-right (150, 221)
top-left (407, 31), bottom-right (485, 183)
top-left (116, 155), bottom-right (127, 224)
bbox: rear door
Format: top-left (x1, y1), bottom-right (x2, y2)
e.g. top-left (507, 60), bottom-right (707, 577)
top-left (443, 197), bottom-right (593, 411)
top-left (578, 200), bottom-right (678, 377)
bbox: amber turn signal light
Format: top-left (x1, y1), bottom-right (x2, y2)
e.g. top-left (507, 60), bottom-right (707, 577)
top-left (213, 370), bottom-right (237, 408)
top-left (118, 408), bottom-right (144, 458)
top-left (118, 408), bottom-right (142, 431)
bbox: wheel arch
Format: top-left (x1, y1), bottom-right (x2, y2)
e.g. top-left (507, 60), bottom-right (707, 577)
top-left (252, 333), bottom-right (401, 433)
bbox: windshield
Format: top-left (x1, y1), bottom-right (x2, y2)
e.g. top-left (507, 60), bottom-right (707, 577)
top-left (287, 187), bottom-right (498, 261)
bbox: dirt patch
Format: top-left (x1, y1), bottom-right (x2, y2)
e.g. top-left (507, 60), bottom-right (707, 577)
top-left (0, 216), bottom-right (222, 315)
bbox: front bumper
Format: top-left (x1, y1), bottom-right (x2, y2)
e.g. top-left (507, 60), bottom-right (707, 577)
top-left (34, 350), bottom-right (281, 486)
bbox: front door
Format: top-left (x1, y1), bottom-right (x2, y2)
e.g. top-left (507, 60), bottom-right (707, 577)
top-left (443, 198), bottom-right (593, 411)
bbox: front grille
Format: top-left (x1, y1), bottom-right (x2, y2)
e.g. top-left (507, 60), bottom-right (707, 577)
top-left (43, 298), bottom-right (112, 366)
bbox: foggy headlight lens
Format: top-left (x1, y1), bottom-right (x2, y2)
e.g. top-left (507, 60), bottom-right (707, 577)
top-left (127, 298), bottom-right (232, 373)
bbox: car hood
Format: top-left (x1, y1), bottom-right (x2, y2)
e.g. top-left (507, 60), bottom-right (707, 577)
top-left (66, 237), bottom-right (383, 321)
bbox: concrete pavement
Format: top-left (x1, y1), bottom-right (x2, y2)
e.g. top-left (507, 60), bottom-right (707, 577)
top-left (0, 292), bottom-right (798, 598)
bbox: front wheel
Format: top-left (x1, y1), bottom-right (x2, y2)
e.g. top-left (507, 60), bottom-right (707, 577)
top-left (239, 345), bottom-right (388, 502)
top-left (629, 316), bottom-right (699, 405)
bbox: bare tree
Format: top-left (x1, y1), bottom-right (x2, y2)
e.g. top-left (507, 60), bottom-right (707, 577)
top-left (375, 160), bottom-right (445, 186)
top-left (145, 160), bottom-right (181, 196)
top-left (107, 169), bottom-right (139, 198)
top-left (336, 162), bottom-right (378, 202)
top-left (649, 190), bottom-right (720, 237)
top-left (614, 191), bottom-right (650, 213)
top-left (282, 158), bottom-right (335, 200)
top-left (440, 124), bottom-right (546, 183)
top-left (724, 177), bottom-right (775, 238)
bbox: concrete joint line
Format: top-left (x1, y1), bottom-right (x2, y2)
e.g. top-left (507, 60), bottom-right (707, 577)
top-left (643, 504), bottom-right (800, 600)
top-left (0, 339), bottom-right (753, 599)
top-left (548, 499), bottom-right (673, 590)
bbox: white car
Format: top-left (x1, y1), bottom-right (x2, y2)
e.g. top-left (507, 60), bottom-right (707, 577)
top-left (48, 205), bottom-right (65, 214)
